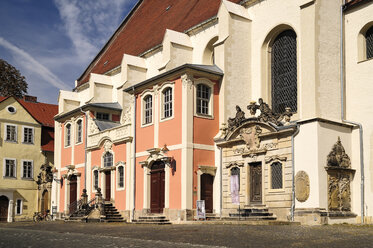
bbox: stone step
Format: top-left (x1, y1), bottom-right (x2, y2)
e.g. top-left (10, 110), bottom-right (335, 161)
top-left (230, 212), bottom-right (274, 217)
top-left (222, 216), bottom-right (277, 221)
top-left (138, 216), bottom-right (167, 220)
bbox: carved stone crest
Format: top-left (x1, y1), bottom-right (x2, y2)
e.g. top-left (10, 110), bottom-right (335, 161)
top-left (104, 140), bottom-right (113, 152)
top-left (295, 171), bottom-right (310, 202)
top-left (239, 125), bottom-right (262, 150)
top-left (327, 137), bottom-right (351, 168)
top-left (325, 137), bottom-right (354, 212)
top-left (36, 164), bottom-right (53, 185)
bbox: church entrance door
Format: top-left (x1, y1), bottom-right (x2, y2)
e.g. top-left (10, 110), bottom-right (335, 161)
top-left (150, 161), bottom-right (165, 213)
top-left (201, 174), bottom-right (214, 213)
top-left (250, 162), bottom-right (262, 204)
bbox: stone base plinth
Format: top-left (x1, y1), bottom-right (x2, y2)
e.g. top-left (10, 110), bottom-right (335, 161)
top-left (294, 208), bottom-right (328, 225)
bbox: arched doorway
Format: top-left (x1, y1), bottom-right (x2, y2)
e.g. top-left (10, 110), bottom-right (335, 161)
top-left (201, 174), bottom-right (214, 213)
top-left (69, 175), bottom-right (77, 212)
top-left (41, 190), bottom-right (49, 214)
top-left (150, 161), bottom-right (165, 213)
top-left (0, 195), bottom-right (9, 222)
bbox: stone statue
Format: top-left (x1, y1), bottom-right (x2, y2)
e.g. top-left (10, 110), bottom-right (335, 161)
top-left (228, 105), bottom-right (246, 131)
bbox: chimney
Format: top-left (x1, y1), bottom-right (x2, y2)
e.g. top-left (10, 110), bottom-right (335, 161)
top-left (23, 95), bottom-right (37, 103)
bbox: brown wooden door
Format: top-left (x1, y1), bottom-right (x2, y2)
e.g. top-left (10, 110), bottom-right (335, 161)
top-left (105, 171), bottom-right (111, 201)
top-left (70, 176), bottom-right (77, 213)
top-left (151, 161), bottom-right (165, 213)
top-left (201, 174), bottom-right (214, 213)
top-left (250, 162), bottom-right (262, 203)
top-left (0, 196), bottom-right (9, 222)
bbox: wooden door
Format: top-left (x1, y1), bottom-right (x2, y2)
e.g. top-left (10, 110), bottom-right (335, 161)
top-left (70, 176), bottom-right (77, 212)
top-left (105, 171), bottom-right (111, 201)
top-left (150, 161), bottom-right (165, 213)
top-left (250, 162), bottom-right (262, 203)
top-left (201, 174), bottom-right (214, 213)
top-left (0, 196), bottom-right (9, 222)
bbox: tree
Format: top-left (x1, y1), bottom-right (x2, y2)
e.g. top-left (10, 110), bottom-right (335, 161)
top-left (0, 58), bottom-right (28, 98)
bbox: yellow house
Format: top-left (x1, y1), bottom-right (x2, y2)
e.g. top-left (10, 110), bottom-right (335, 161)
top-left (0, 95), bottom-right (57, 222)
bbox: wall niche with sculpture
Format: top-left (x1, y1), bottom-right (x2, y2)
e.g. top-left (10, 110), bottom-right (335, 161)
top-left (325, 137), bottom-right (356, 216)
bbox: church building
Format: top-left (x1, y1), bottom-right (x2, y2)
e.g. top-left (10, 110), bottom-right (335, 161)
top-left (53, 0), bottom-right (373, 224)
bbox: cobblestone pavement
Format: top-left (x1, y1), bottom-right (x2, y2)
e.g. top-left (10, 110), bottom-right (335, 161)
top-left (1, 222), bottom-right (373, 248)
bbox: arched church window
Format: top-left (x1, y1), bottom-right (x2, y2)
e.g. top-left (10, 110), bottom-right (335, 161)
top-left (271, 30), bottom-right (297, 114)
top-left (366, 26), bottom-right (373, 59)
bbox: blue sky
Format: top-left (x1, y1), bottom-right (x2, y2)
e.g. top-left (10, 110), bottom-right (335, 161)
top-left (0, 0), bottom-right (137, 104)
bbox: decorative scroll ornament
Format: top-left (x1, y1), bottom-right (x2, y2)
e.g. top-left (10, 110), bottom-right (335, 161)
top-left (228, 105), bottom-right (246, 131)
top-left (247, 98), bottom-right (293, 126)
top-left (327, 137), bottom-right (351, 168)
top-left (122, 106), bottom-right (132, 125)
top-left (88, 115), bottom-right (99, 135)
top-left (239, 125), bottom-right (262, 150)
top-left (36, 164), bottom-right (53, 185)
top-left (181, 73), bottom-right (194, 89)
top-left (104, 140), bottom-right (113, 152)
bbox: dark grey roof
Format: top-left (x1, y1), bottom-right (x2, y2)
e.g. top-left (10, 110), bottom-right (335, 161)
top-left (95, 120), bottom-right (121, 131)
top-left (54, 102), bottom-right (122, 121)
top-left (88, 102), bottom-right (122, 111)
top-left (124, 63), bottom-right (224, 92)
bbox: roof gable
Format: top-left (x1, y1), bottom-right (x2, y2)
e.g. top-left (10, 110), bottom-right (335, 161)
top-left (77, 0), bottom-right (241, 87)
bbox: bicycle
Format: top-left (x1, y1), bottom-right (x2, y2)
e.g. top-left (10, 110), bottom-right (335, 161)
top-left (33, 210), bottom-right (52, 222)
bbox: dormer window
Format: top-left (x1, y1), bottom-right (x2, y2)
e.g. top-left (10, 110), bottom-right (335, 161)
top-left (96, 112), bottom-right (109, 121)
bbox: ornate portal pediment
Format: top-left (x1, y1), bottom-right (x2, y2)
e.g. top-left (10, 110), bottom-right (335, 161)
top-left (139, 147), bottom-right (172, 169)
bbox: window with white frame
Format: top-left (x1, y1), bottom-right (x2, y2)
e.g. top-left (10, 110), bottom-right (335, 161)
top-left (4, 159), bottom-right (16, 177)
top-left (76, 119), bottom-right (82, 143)
top-left (5, 124), bottom-right (17, 142)
top-left (196, 84), bottom-right (211, 115)
top-left (103, 152), bottom-right (113, 167)
top-left (96, 112), bottom-right (109, 121)
top-left (366, 26), bottom-right (373, 60)
top-left (65, 123), bottom-right (71, 147)
top-left (118, 166), bottom-right (124, 188)
top-left (16, 199), bottom-right (22, 215)
top-left (271, 162), bottom-right (283, 189)
top-left (23, 127), bottom-right (34, 144)
top-left (162, 87), bottom-right (173, 119)
top-left (143, 95), bottom-right (153, 124)
top-left (22, 160), bottom-right (33, 179)
top-left (93, 170), bottom-right (99, 190)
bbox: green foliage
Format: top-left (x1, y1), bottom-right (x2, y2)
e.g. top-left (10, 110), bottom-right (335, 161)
top-left (0, 58), bottom-right (28, 98)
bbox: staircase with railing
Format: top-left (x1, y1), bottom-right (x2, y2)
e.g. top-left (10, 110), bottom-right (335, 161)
top-left (65, 188), bottom-right (125, 222)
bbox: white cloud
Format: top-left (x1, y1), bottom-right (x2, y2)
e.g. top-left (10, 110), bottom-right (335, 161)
top-left (0, 37), bottom-right (70, 91)
top-left (53, 0), bottom-right (134, 64)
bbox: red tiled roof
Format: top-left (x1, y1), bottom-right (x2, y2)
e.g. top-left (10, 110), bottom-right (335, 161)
top-left (77, 0), bottom-right (241, 87)
top-left (0, 96), bottom-right (58, 127)
top-left (41, 127), bottom-right (55, 152)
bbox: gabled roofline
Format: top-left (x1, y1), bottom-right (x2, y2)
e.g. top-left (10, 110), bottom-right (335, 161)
top-left (123, 64), bottom-right (224, 93)
top-left (75, 0), bottom-right (143, 87)
top-left (0, 96), bottom-right (52, 127)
